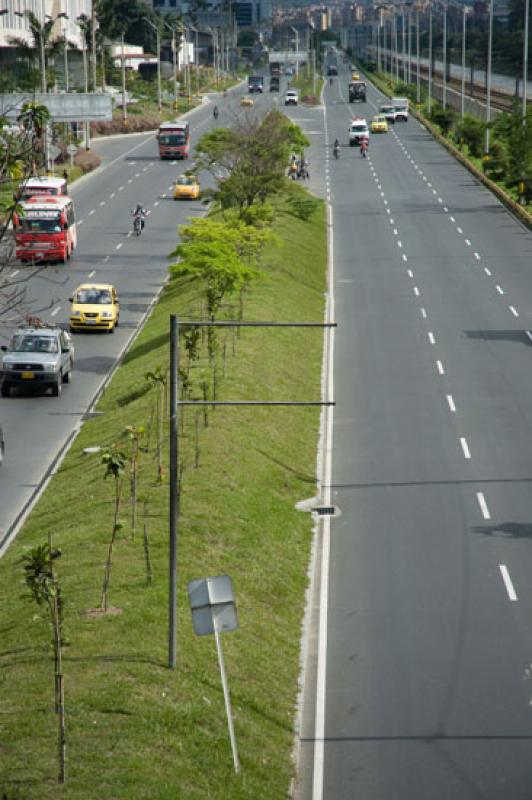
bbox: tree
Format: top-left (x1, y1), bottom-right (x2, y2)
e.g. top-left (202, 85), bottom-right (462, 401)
top-left (145, 367), bottom-right (167, 483)
top-left (9, 11), bottom-right (64, 92)
top-left (123, 425), bottom-right (145, 539)
top-left (100, 447), bottom-right (127, 611)
top-left (195, 110), bottom-right (309, 218)
top-left (20, 538), bottom-right (66, 783)
top-left (0, 102), bottom-right (52, 324)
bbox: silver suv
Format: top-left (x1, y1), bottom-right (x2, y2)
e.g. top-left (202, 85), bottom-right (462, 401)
top-left (0, 320), bottom-right (74, 398)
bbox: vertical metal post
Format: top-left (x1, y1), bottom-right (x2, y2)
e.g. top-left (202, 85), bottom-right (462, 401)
top-left (416, 9), bottom-right (420, 103)
top-left (40, 0), bottom-right (47, 92)
top-left (523, 0), bottom-right (530, 123)
top-left (157, 28), bottom-right (162, 111)
top-left (83, 37), bottom-right (90, 149)
top-left (173, 30), bottom-right (178, 110)
top-left (407, 10), bottom-right (412, 83)
top-left (428, 5), bottom-right (433, 113)
top-left (169, 315), bottom-right (179, 669)
top-left (91, 0), bottom-right (97, 91)
top-left (394, 11), bottom-right (399, 81)
top-left (461, 7), bottom-right (467, 118)
top-left (485, 0), bottom-right (493, 153)
top-left (121, 33), bottom-right (127, 123)
top-left (402, 10), bottom-right (407, 82)
top-left (442, 4), bottom-right (447, 109)
top-left (214, 629), bottom-right (240, 773)
top-left (63, 31), bottom-right (69, 92)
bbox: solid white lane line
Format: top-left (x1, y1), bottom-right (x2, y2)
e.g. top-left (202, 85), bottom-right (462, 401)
top-left (436, 360), bottom-right (445, 375)
top-left (499, 565), bottom-right (518, 602)
top-left (496, 285), bottom-right (504, 294)
top-left (460, 437), bottom-right (471, 459)
top-left (421, 308), bottom-right (427, 319)
top-left (88, 269), bottom-right (96, 277)
top-left (446, 394), bottom-right (456, 412)
top-left (407, 269), bottom-right (414, 278)
top-left (413, 286), bottom-right (420, 296)
top-left (116, 242), bottom-right (123, 250)
top-left (474, 252), bottom-right (481, 260)
top-left (51, 305), bottom-right (61, 317)
top-left (509, 306), bottom-right (519, 317)
top-left (484, 267), bottom-right (492, 276)
top-left (428, 331), bottom-right (435, 344)
top-left (476, 492), bottom-right (491, 519)
top-left (465, 239), bottom-right (471, 246)
top-left (10, 269), bottom-right (19, 277)
top-left (89, 209), bottom-right (95, 215)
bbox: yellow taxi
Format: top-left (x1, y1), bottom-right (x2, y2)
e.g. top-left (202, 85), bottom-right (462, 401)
top-left (371, 114), bottom-right (389, 133)
top-left (351, 71), bottom-right (360, 81)
top-left (69, 283), bottom-right (119, 333)
top-left (173, 174), bottom-right (201, 200)
top-left (240, 96), bottom-right (254, 107)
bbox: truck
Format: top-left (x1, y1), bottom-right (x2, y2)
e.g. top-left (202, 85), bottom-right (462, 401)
top-left (156, 121), bottom-right (190, 159)
top-left (269, 61), bottom-right (281, 77)
top-left (270, 75), bottom-right (280, 92)
top-left (349, 80), bottom-right (366, 102)
top-left (248, 75), bottom-right (264, 93)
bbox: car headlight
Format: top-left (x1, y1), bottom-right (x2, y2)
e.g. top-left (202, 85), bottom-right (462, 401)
top-left (45, 364), bottom-right (60, 373)
top-left (101, 311), bottom-right (113, 319)
top-left (3, 363), bottom-right (13, 370)
top-left (71, 310), bottom-right (82, 318)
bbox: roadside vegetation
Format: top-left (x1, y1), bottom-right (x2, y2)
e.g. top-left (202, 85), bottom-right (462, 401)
top-left (0, 109), bottom-right (327, 799)
top-left (360, 64), bottom-right (532, 215)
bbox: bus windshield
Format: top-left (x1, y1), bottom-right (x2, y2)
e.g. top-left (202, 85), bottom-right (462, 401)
top-left (18, 217), bottom-right (62, 233)
top-left (159, 133), bottom-right (186, 145)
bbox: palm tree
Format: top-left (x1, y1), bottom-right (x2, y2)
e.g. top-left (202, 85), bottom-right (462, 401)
top-left (9, 11), bottom-right (64, 92)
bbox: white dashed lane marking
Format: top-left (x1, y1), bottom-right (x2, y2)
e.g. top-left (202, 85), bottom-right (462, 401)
top-left (476, 492), bottom-right (491, 519)
top-left (446, 395), bottom-right (456, 412)
top-left (509, 306), bottom-right (519, 317)
top-left (499, 565), bottom-right (518, 601)
top-left (460, 437), bottom-right (472, 459)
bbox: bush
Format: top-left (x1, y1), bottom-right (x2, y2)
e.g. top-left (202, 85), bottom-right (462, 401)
top-left (483, 141), bottom-right (508, 182)
top-left (430, 105), bottom-right (456, 135)
top-left (74, 149), bottom-right (101, 174)
top-left (454, 114), bottom-right (486, 157)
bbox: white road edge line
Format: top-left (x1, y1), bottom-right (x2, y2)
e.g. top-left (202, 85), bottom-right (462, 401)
top-left (499, 565), bottom-right (518, 602)
top-left (460, 437), bottom-right (471, 459)
top-left (476, 492), bottom-right (491, 519)
top-left (313, 199), bottom-right (335, 800)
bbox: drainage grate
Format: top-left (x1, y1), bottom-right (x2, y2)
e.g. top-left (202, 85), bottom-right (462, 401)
top-left (312, 505), bottom-right (340, 517)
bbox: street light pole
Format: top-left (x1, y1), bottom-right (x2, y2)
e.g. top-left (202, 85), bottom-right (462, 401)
top-left (416, 8), bottom-right (420, 103)
top-left (442, 4), bottom-right (447, 109)
top-left (164, 21), bottom-right (178, 111)
top-left (290, 26), bottom-right (299, 77)
top-left (143, 17), bottom-right (162, 112)
top-left (428, 4), bottom-right (433, 113)
top-left (91, 0), bottom-right (97, 91)
top-left (461, 6), bottom-right (468, 118)
top-left (523, 0), bottom-right (530, 123)
top-left (121, 32), bottom-right (127, 124)
top-left (485, 0), bottom-right (494, 154)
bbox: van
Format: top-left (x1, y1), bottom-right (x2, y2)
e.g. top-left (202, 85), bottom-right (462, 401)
top-left (391, 97), bottom-right (409, 122)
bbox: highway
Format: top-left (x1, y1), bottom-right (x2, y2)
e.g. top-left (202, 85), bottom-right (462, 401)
top-left (0, 87), bottom-right (254, 553)
top-left (296, 64), bottom-right (532, 799)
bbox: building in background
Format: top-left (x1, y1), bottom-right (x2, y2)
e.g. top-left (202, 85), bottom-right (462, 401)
top-left (0, 0), bottom-right (91, 51)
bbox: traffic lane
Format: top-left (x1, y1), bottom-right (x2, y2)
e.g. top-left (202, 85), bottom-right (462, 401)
top-left (325, 483), bottom-right (532, 800)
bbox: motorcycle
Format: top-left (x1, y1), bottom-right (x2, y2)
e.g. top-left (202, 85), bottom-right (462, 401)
top-left (333, 145), bottom-right (340, 160)
top-left (133, 214), bottom-right (143, 235)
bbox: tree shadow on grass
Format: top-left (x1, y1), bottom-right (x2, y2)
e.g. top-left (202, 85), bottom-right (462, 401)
top-left (254, 447), bottom-right (316, 484)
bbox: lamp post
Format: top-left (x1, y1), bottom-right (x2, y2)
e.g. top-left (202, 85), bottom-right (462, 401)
top-left (523, 0), bottom-right (530, 123)
top-left (442, 3), bottom-right (448, 109)
top-left (484, 0), bottom-right (494, 154)
top-left (402, 9), bottom-right (407, 82)
top-left (428, 3), bottom-right (433, 113)
top-left (416, 7), bottom-right (420, 103)
top-left (461, 6), bottom-right (469, 118)
top-left (121, 32), bottom-right (127, 124)
top-left (189, 24), bottom-right (200, 95)
top-left (91, 0), bottom-right (97, 91)
top-left (290, 26), bottom-right (299, 77)
top-left (143, 17), bottom-right (162, 112)
top-left (163, 20), bottom-right (178, 111)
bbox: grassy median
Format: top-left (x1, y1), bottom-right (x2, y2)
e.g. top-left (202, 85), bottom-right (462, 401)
top-left (0, 188), bottom-right (326, 800)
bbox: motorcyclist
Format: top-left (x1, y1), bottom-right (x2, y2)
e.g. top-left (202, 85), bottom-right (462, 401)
top-left (132, 204), bottom-right (148, 230)
top-left (213, 104), bottom-right (219, 119)
top-left (360, 138), bottom-right (368, 157)
top-left (333, 139), bottom-right (340, 158)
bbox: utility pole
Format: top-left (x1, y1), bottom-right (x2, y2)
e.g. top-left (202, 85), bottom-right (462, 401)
top-left (164, 21), bottom-right (178, 111)
top-left (121, 32), bottom-right (127, 124)
top-left (428, 4), bottom-right (433, 113)
top-left (484, 0), bottom-right (494, 154)
top-left (523, 0), bottom-right (530, 123)
top-left (143, 18), bottom-right (162, 112)
top-left (416, 8), bottom-right (420, 103)
top-left (461, 6), bottom-right (468, 118)
top-left (91, 0), bottom-right (97, 91)
top-left (442, 4), bottom-right (447, 109)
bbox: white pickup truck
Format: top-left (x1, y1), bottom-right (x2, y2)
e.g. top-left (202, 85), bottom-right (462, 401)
top-left (391, 97), bottom-right (409, 122)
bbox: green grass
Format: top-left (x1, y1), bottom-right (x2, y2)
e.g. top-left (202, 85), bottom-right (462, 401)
top-left (291, 72), bottom-right (323, 103)
top-left (0, 189), bottom-right (327, 799)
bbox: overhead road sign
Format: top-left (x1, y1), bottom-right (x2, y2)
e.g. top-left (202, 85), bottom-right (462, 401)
top-left (0, 93), bottom-right (113, 123)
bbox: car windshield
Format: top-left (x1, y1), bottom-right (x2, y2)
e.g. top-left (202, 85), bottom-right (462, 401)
top-left (75, 289), bottom-right (112, 304)
top-left (10, 334), bottom-right (58, 353)
top-left (382, 106), bottom-right (394, 113)
top-left (177, 177), bottom-right (195, 186)
top-left (352, 125), bottom-right (367, 133)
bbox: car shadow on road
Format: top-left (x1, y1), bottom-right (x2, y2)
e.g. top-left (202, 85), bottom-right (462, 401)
top-left (473, 522), bottom-right (532, 540)
top-left (74, 355), bottom-right (116, 374)
top-left (465, 330), bottom-right (531, 345)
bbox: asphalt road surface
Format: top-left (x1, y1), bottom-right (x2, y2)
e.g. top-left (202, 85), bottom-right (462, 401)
top-left (296, 64), bottom-right (532, 800)
top-left (0, 82), bottom-right (274, 553)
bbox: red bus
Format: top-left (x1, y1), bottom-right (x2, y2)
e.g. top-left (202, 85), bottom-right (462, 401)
top-left (17, 176), bottom-right (68, 201)
top-left (13, 196), bottom-right (77, 264)
top-left (157, 121), bottom-right (190, 159)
